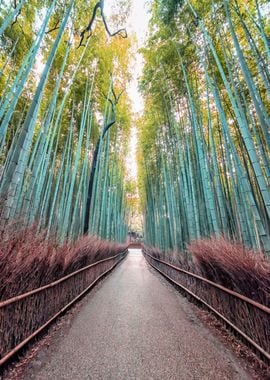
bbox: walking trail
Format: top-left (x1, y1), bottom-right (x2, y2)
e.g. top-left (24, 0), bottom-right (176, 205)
top-left (23, 249), bottom-right (250, 380)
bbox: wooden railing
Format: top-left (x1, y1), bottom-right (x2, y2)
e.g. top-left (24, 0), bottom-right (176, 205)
top-left (0, 250), bottom-right (127, 366)
top-left (144, 250), bottom-right (270, 363)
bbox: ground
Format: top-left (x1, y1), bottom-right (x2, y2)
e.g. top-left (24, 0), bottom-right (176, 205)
top-left (18, 250), bottom-right (250, 380)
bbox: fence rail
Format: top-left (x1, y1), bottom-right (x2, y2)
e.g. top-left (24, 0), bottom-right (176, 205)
top-left (144, 250), bottom-right (270, 363)
top-left (0, 250), bottom-right (127, 367)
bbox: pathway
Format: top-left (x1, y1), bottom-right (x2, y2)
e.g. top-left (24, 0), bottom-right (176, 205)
top-left (23, 250), bottom-right (249, 380)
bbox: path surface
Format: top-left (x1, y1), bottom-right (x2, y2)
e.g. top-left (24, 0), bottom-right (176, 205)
top-left (23, 250), bottom-right (249, 380)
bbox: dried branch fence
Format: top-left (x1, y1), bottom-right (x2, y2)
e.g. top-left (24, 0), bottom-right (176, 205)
top-left (0, 249), bottom-right (127, 366)
top-left (144, 250), bottom-right (270, 364)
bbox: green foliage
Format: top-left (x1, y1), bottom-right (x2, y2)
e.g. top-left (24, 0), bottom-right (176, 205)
top-left (0, 0), bottom-right (132, 243)
top-left (155, 0), bottom-right (184, 22)
top-left (139, 0), bottom-right (270, 254)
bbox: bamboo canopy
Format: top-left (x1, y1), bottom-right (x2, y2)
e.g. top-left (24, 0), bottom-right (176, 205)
top-left (0, 0), bottom-right (130, 243)
top-left (139, 0), bottom-right (270, 255)
top-left (0, 0), bottom-right (269, 254)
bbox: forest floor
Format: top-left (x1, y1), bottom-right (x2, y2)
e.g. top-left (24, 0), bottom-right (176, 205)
top-left (5, 250), bottom-right (253, 380)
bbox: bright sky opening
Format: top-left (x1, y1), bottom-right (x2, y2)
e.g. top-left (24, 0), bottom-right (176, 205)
top-left (105, 0), bottom-right (150, 114)
top-left (106, 0), bottom-right (150, 181)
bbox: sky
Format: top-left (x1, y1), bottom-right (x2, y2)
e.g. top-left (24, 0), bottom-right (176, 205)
top-left (126, 0), bottom-right (151, 114)
top-left (105, 0), bottom-right (151, 181)
top-left (105, 0), bottom-right (150, 44)
top-left (105, 0), bottom-right (151, 113)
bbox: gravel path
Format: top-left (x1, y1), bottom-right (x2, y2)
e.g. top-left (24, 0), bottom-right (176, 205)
top-left (23, 250), bottom-right (250, 380)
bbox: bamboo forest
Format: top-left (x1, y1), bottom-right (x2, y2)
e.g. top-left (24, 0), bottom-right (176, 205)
top-left (0, 0), bottom-right (270, 377)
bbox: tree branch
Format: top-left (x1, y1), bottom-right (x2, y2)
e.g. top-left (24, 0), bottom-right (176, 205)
top-left (46, 20), bottom-right (60, 34)
top-left (102, 118), bottom-right (116, 137)
top-left (78, 0), bottom-right (128, 48)
top-left (11, 9), bottom-right (21, 26)
top-left (84, 78), bottom-right (124, 234)
top-left (100, 10), bottom-right (127, 38)
top-left (78, 1), bottom-right (101, 47)
top-left (101, 86), bottom-right (124, 137)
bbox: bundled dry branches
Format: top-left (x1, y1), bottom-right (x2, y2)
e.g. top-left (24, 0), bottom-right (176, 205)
top-left (144, 237), bottom-right (270, 357)
top-left (188, 237), bottom-right (270, 306)
top-left (0, 223), bottom-right (127, 301)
